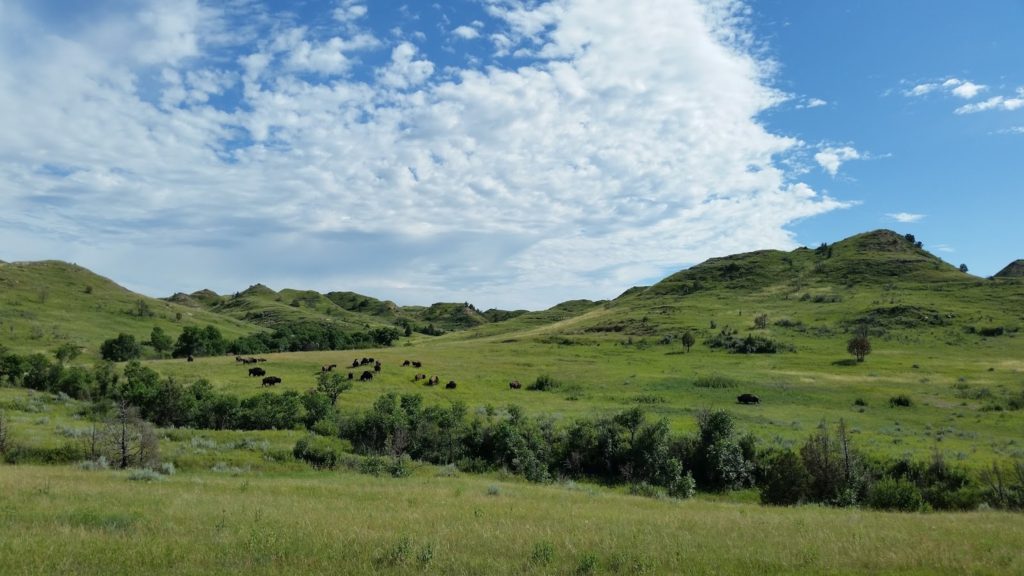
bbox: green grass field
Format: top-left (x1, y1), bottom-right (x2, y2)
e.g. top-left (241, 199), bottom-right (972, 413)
top-left (1, 464), bottom-right (1022, 576)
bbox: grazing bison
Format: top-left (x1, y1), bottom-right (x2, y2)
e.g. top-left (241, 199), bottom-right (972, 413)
top-left (413, 373), bottom-right (426, 382)
top-left (262, 376), bottom-right (281, 386)
top-left (445, 380), bottom-right (457, 389)
top-left (509, 380), bottom-right (522, 390)
top-left (187, 355), bottom-right (194, 362)
top-left (374, 361), bottom-right (382, 373)
top-left (360, 370), bottom-right (374, 382)
top-left (427, 376), bottom-right (439, 386)
top-left (347, 372), bottom-right (354, 380)
top-left (351, 359), bottom-right (361, 369)
top-left (737, 393), bottom-right (760, 405)
top-left (248, 367), bottom-right (266, 377)
top-left (402, 360), bottom-right (411, 367)
top-left (412, 361), bottom-right (422, 368)
top-left (321, 364), bottom-right (337, 372)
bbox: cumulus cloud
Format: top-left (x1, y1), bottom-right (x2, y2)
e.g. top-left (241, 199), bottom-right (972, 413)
top-left (951, 81), bottom-right (985, 99)
top-left (955, 94), bottom-right (1024, 114)
top-left (814, 146), bottom-right (861, 176)
top-left (886, 212), bottom-right (925, 223)
top-left (452, 25), bottom-right (480, 39)
top-left (0, 0), bottom-right (850, 309)
top-left (905, 77), bottom-right (986, 100)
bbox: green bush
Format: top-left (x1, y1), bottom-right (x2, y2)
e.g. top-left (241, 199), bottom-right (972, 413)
top-left (293, 435), bottom-right (342, 469)
top-left (868, 477), bottom-right (925, 512)
top-left (759, 449), bottom-right (810, 505)
top-left (100, 333), bottom-right (142, 362)
top-left (889, 395), bottom-right (913, 408)
top-left (692, 375), bottom-right (739, 389)
top-left (527, 374), bottom-right (560, 391)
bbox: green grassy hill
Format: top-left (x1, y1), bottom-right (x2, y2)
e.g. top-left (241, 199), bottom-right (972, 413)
top-left (0, 261), bottom-right (259, 359)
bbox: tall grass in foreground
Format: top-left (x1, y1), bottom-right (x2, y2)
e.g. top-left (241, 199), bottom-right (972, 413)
top-left (0, 465), bottom-right (1021, 575)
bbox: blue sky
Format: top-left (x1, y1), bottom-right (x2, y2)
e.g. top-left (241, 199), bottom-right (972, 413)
top-left (1, 1), bottom-right (1021, 309)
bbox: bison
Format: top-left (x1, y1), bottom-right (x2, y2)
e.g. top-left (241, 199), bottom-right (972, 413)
top-left (737, 393), bottom-right (760, 405)
top-left (509, 380), bottom-right (522, 390)
top-left (262, 376), bottom-right (281, 386)
top-left (248, 367), bottom-right (266, 377)
top-left (347, 372), bottom-right (354, 380)
top-left (360, 370), bottom-right (374, 382)
top-left (351, 359), bottom-right (361, 369)
top-left (427, 376), bottom-right (439, 387)
top-left (402, 360), bottom-right (411, 367)
top-left (187, 355), bottom-right (194, 362)
top-left (445, 380), bottom-right (457, 389)
top-left (374, 361), bottom-right (382, 373)
top-left (321, 364), bottom-right (337, 372)
top-left (413, 373), bottom-right (426, 382)
top-left (411, 361), bottom-right (422, 368)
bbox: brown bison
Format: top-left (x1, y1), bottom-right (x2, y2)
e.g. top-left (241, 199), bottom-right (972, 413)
top-left (737, 393), bottom-right (760, 405)
top-left (427, 376), bottom-right (439, 387)
top-left (347, 372), bottom-right (354, 380)
top-left (359, 370), bottom-right (374, 381)
top-left (445, 380), bottom-right (457, 389)
top-left (262, 376), bottom-right (281, 386)
top-left (321, 364), bottom-right (337, 372)
top-left (402, 360), bottom-right (411, 367)
top-left (248, 367), bottom-right (266, 377)
top-left (413, 373), bottom-right (426, 382)
top-left (187, 355), bottom-right (194, 362)
top-left (509, 380), bottom-right (521, 390)
top-left (412, 361), bottom-right (422, 368)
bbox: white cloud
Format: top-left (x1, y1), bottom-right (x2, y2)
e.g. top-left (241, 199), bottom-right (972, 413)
top-left (907, 83), bottom-right (938, 97)
top-left (951, 81), bottom-right (985, 99)
top-left (376, 42), bottom-right (434, 88)
top-left (0, 0), bottom-right (851, 309)
top-left (997, 126), bottom-right (1024, 135)
top-left (886, 212), bottom-right (925, 223)
top-left (955, 95), bottom-right (1024, 114)
top-left (814, 146), bottom-right (861, 176)
top-left (453, 25), bottom-right (480, 40)
top-left (805, 98), bottom-right (827, 108)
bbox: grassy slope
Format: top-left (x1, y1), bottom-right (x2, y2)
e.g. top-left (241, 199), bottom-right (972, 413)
top-left (0, 261), bottom-right (259, 359)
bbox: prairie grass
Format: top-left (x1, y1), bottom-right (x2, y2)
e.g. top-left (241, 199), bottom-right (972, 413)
top-left (0, 465), bottom-right (1021, 575)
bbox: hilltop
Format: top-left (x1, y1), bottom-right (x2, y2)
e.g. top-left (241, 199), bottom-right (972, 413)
top-left (995, 259), bottom-right (1024, 278)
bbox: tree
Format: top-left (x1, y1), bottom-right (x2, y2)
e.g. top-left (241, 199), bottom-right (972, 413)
top-left (681, 331), bottom-right (695, 353)
top-left (53, 342), bottom-right (82, 365)
top-left (847, 330), bottom-right (871, 362)
top-left (100, 333), bottom-right (142, 362)
top-left (149, 326), bottom-right (173, 356)
top-left (104, 400), bottom-right (159, 469)
top-left (959, 263), bottom-right (969, 273)
top-left (173, 325), bottom-right (227, 358)
top-left (316, 372), bottom-right (352, 405)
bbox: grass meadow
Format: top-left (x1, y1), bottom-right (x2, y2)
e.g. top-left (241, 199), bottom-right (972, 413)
top-left (1, 464), bottom-right (1022, 575)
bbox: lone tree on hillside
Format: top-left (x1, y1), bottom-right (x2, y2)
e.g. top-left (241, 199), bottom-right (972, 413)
top-left (959, 263), bottom-right (969, 273)
top-left (847, 328), bottom-right (871, 363)
top-left (681, 331), bottom-right (696, 353)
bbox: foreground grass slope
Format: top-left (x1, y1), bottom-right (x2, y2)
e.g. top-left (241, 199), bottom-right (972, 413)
top-left (1, 464), bottom-right (1021, 576)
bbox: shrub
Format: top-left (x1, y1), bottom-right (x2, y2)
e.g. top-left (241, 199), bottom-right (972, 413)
top-left (100, 333), bottom-right (142, 362)
top-left (527, 374), bottom-right (560, 391)
top-left (692, 375), bottom-right (739, 389)
top-left (889, 395), bottom-right (913, 408)
top-left (293, 435), bottom-right (342, 469)
top-left (868, 477), bottom-right (925, 511)
top-left (759, 449), bottom-right (810, 505)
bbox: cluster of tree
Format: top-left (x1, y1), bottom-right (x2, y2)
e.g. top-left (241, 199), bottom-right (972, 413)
top-left (229, 323), bottom-right (401, 354)
top-left (758, 421), bottom-right (991, 511)
top-left (98, 322), bottom-right (405, 362)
